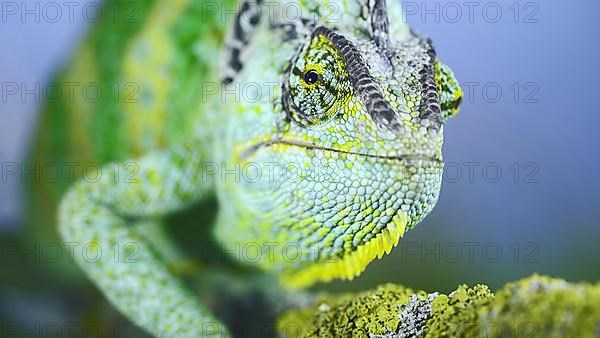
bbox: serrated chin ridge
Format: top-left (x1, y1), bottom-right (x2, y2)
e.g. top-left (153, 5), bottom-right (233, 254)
top-left (280, 212), bottom-right (407, 288)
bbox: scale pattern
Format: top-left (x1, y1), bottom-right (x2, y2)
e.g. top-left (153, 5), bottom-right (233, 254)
top-left (57, 0), bottom-right (462, 336)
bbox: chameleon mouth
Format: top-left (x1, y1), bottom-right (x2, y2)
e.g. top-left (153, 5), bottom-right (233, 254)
top-left (240, 138), bottom-right (442, 163)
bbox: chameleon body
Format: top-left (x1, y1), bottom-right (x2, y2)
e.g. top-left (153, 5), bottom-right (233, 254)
top-left (55, 0), bottom-right (462, 336)
top-left (30, 0), bottom-right (234, 243)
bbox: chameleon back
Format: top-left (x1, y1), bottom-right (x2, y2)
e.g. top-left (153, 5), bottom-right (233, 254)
top-left (28, 0), bottom-right (234, 240)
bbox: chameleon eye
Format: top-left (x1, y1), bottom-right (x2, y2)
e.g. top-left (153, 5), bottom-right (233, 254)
top-left (283, 34), bottom-right (352, 126)
top-left (304, 70), bottom-right (320, 85)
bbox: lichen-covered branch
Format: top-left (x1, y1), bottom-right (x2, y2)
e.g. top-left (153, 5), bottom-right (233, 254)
top-left (277, 275), bottom-right (600, 337)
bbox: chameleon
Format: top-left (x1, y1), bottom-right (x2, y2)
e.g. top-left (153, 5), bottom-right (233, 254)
top-left (52, 0), bottom-right (462, 336)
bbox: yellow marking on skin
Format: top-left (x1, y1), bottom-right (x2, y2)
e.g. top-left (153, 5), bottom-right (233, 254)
top-left (64, 41), bottom-right (97, 161)
top-left (336, 207), bottom-right (351, 219)
top-left (293, 217), bottom-right (316, 232)
top-left (281, 212), bottom-right (408, 288)
top-left (121, 0), bottom-right (189, 155)
top-left (147, 169), bottom-right (159, 185)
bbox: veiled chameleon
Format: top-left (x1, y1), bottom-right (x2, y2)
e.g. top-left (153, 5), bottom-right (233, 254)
top-left (53, 0), bottom-right (462, 336)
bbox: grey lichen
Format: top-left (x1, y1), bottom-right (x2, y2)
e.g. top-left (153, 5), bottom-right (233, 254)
top-left (377, 293), bottom-right (439, 338)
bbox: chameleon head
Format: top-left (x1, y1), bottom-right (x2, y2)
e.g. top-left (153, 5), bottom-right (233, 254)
top-left (215, 0), bottom-right (462, 287)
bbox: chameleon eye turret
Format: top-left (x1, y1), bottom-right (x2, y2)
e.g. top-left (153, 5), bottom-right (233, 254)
top-left (283, 30), bottom-right (353, 126)
top-left (435, 60), bottom-right (463, 121)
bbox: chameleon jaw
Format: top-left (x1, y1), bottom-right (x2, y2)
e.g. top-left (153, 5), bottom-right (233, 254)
top-left (279, 212), bottom-right (408, 289)
top-left (235, 139), bottom-right (440, 288)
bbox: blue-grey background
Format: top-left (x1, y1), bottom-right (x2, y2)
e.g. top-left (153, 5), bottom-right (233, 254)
top-left (0, 0), bottom-right (599, 315)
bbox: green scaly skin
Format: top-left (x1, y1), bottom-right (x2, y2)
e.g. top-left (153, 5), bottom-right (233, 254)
top-left (56, 0), bottom-right (462, 336)
top-left (30, 0), bottom-right (234, 242)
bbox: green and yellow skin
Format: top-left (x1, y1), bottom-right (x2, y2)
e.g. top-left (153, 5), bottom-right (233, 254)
top-left (54, 0), bottom-right (462, 336)
top-left (31, 0), bottom-right (235, 243)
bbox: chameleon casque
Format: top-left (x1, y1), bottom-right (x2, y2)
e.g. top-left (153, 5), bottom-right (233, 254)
top-left (52, 0), bottom-right (462, 336)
